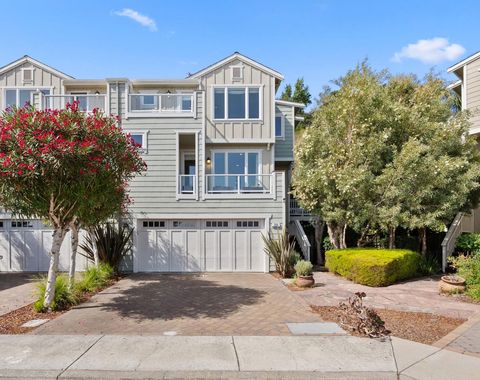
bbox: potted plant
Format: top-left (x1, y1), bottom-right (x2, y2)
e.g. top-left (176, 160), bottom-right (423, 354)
top-left (439, 274), bottom-right (466, 294)
top-left (294, 260), bottom-right (315, 287)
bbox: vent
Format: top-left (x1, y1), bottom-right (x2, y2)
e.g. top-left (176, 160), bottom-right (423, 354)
top-left (231, 66), bottom-right (243, 81)
top-left (22, 68), bottom-right (33, 84)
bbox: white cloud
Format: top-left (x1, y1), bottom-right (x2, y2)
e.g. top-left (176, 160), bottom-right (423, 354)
top-left (392, 38), bottom-right (465, 64)
top-left (115, 8), bottom-right (157, 32)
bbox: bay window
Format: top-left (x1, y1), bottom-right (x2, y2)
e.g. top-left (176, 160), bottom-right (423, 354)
top-left (213, 86), bottom-right (261, 120)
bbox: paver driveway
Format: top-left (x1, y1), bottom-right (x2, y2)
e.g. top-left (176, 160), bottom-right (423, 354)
top-left (34, 273), bottom-right (320, 335)
top-left (0, 273), bottom-right (37, 316)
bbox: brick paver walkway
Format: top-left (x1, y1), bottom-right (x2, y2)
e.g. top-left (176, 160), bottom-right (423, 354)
top-left (435, 313), bottom-right (480, 357)
top-left (34, 273), bottom-right (320, 335)
top-left (0, 273), bottom-right (37, 316)
top-left (295, 272), bottom-right (480, 319)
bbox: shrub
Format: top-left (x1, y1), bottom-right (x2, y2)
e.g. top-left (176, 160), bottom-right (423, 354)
top-left (456, 233), bottom-right (480, 255)
top-left (449, 253), bottom-right (480, 300)
top-left (34, 274), bottom-right (79, 312)
top-left (75, 263), bottom-right (114, 293)
top-left (325, 248), bottom-right (421, 286)
top-left (262, 228), bottom-right (298, 277)
top-left (294, 260), bottom-right (313, 276)
top-left (80, 223), bottom-right (133, 272)
top-left (418, 255), bottom-right (441, 275)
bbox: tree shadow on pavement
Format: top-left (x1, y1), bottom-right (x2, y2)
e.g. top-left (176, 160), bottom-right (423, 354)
top-left (98, 274), bottom-right (266, 321)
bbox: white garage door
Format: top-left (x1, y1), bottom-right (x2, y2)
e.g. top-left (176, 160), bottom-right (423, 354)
top-left (0, 219), bottom-right (88, 272)
top-left (136, 219), bottom-right (266, 272)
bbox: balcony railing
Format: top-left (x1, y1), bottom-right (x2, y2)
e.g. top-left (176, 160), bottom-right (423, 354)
top-left (290, 197), bottom-right (312, 218)
top-left (128, 94), bottom-right (194, 116)
top-left (178, 175), bottom-right (197, 195)
top-left (206, 174), bottom-right (273, 195)
top-left (43, 95), bottom-right (106, 112)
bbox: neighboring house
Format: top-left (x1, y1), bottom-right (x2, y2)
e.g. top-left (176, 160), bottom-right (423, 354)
top-left (0, 53), bottom-right (308, 273)
top-left (442, 51), bottom-right (480, 270)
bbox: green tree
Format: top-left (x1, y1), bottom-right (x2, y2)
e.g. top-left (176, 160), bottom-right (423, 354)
top-left (280, 78), bottom-right (312, 129)
top-left (292, 63), bottom-right (480, 253)
top-left (0, 103), bottom-right (145, 309)
top-left (280, 84), bottom-right (292, 101)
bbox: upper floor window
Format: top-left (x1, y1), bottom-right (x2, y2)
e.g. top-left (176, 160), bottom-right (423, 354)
top-left (275, 115), bottom-right (284, 138)
top-left (4, 88), bottom-right (50, 109)
top-left (213, 86), bottom-right (261, 120)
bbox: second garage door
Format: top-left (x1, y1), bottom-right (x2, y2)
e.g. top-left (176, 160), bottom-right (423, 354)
top-left (136, 219), bottom-right (266, 272)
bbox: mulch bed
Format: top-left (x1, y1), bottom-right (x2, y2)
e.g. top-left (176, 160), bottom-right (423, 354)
top-left (0, 304), bottom-right (65, 334)
top-left (311, 305), bottom-right (466, 345)
top-left (0, 275), bottom-right (121, 334)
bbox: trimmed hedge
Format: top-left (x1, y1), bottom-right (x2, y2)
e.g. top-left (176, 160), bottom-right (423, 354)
top-left (325, 248), bottom-right (421, 287)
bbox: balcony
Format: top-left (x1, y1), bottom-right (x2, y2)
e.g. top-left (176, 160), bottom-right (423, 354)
top-left (178, 175), bottom-right (197, 197)
top-left (205, 174), bottom-right (274, 198)
top-left (128, 93), bottom-right (195, 118)
top-left (290, 197), bottom-right (312, 219)
top-left (43, 94), bottom-right (106, 112)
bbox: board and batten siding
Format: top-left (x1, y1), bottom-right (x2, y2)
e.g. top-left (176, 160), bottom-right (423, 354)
top-left (0, 61), bottom-right (64, 109)
top-left (274, 104), bottom-right (294, 161)
top-left (198, 59), bottom-right (275, 143)
top-left (466, 58), bottom-right (480, 131)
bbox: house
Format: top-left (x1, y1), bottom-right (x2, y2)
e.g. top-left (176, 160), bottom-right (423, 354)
top-left (0, 53), bottom-right (308, 273)
top-left (442, 51), bottom-right (480, 270)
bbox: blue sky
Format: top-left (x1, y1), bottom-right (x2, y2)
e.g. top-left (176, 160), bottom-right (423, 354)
top-left (1, 0), bottom-right (478, 105)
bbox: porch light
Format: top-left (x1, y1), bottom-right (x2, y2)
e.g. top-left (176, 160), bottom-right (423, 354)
top-left (206, 157), bottom-right (211, 165)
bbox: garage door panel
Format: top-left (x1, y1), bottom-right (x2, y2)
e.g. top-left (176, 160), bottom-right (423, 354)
top-left (0, 232), bottom-right (9, 271)
top-left (24, 231), bottom-right (39, 271)
top-left (250, 230), bottom-right (264, 271)
top-left (204, 230), bottom-right (216, 271)
top-left (219, 231), bottom-right (233, 271)
top-left (10, 232), bottom-right (24, 271)
top-left (234, 230), bottom-right (248, 271)
top-left (170, 230), bottom-right (185, 272)
top-left (186, 231), bottom-right (201, 271)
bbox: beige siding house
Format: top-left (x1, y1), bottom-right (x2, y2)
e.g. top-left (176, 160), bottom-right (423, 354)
top-left (0, 52), bottom-right (305, 273)
top-left (442, 51), bottom-right (480, 270)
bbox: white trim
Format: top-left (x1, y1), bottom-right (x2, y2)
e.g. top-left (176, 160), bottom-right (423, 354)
top-left (275, 99), bottom-right (305, 108)
top-left (123, 129), bottom-right (149, 151)
top-left (447, 51), bottom-right (480, 73)
top-left (211, 85), bottom-right (263, 121)
top-left (189, 52), bottom-right (284, 80)
top-left (447, 80), bottom-right (462, 90)
top-left (176, 131), bottom-right (199, 200)
top-left (0, 56), bottom-right (73, 79)
top-left (132, 212), bottom-right (273, 219)
top-left (201, 91), bottom-right (206, 201)
top-left (463, 65), bottom-right (467, 110)
top-left (275, 113), bottom-right (285, 139)
top-left (211, 149), bottom-right (263, 176)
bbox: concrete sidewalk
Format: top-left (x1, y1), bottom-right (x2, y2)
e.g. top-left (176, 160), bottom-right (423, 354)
top-left (0, 334), bottom-right (479, 379)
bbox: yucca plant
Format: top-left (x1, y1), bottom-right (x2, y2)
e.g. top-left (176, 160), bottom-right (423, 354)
top-left (262, 228), bottom-right (298, 277)
top-left (79, 223), bottom-right (133, 273)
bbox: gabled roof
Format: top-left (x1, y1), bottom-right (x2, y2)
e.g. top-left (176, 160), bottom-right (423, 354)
top-left (447, 51), bottom-right (480, 73)
top-left (0, 55), bottom-right (74, 79)
top-left (188, 52), bottom-right (284, 80)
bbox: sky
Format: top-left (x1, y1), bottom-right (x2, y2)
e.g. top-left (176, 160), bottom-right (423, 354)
top-left (1, 0), bottom-right (478, 107)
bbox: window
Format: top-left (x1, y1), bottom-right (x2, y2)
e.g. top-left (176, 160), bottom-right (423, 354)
top-left (275, 115), bottom-right (284, 138)
top-left (142, 95), bottom-right (155, 106)
top-left (206, 221), bottom-right (229, 228)
top-left (22, 68), bottom-right (33, 84)
top-left (236, 220), bottom-right (260, 228)
top-left (212, 151), bottom-right (261, 190)
top-left (125, 130), bottom-right (148, 151)
top-left (143, 220), bottom-right (165, 228)
top-left (213, 86), bottom-right (261, 120)
top-left (231, 66), bottom-right (243, 81)
top-left (11, 220), bottom-right (33, 228)
top-left (4, 88), bottom-right (50, 109)
top-left (173, 220), bottom-right (197, 228)
top-left (0, 221), bottom-right (4, 228)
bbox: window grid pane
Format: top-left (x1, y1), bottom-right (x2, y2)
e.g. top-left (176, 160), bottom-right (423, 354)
top-left (248, 88), bottom-right (259, 119)
top-left (227, 88), bottom-right (246, 119)
top-left (214, 88), bottom-right (225, 119)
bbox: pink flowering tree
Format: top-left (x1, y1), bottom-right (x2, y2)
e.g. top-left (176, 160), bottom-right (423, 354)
top-left (0, 103), bottom-right (145, 309)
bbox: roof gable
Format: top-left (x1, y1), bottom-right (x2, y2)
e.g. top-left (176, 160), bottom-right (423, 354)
top-left (0, 55), bottom-right (74, 80)
top-left (188, 52), bottom-right (284, 80)
top-left (447, 51), bottom-right (480, 73)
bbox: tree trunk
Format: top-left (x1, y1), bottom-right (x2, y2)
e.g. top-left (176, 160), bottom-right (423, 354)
top-left (326, 221), bottom-right (345, 250)
top-left (341, 224), bottom-right (347, 249)
top-left (69, 222), bottom-right (80, 288)
top-left (44, 227), bottom-right (68, 310)
top-left (314, 219), bottom-right (325, 265)
top-left (419, 227), bottom-right (427, 256)
top-left (388, 226), bottom-right (396, 249)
